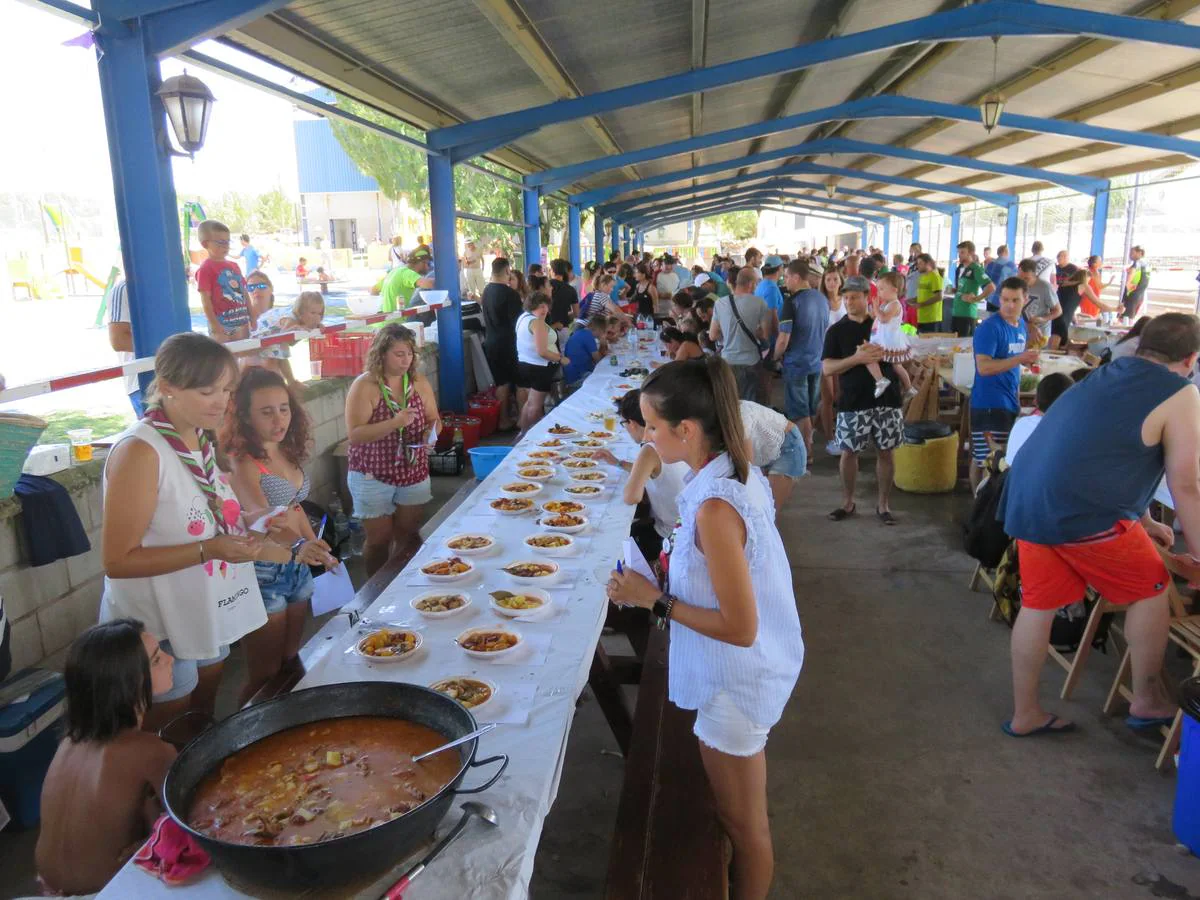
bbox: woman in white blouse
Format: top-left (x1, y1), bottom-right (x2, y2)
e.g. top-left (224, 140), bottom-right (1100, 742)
top-left (739, 399), bottom-right (807, 513)
top-left (606, 357), bottom-right (803, 900)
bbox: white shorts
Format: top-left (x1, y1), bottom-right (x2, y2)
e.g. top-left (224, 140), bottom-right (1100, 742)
top-left (693, 690), bottom-right (771, 757)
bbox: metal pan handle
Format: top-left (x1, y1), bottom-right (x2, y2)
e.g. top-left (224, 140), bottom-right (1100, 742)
top-left (453, 753), bottom-right (508, 794)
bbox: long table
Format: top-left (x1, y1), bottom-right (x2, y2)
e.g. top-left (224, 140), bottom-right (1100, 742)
top-left (97, 336), bottom-right (664, 900)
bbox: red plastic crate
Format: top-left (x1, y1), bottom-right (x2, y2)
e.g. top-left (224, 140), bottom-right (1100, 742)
top-left (308, 333), bottom-right (374, 377)
top-left (436, 414), bottom-right (482, 452)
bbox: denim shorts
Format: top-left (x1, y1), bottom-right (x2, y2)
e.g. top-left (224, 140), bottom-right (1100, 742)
top-left (764, 426), bottom-right (808, 479)
top-left (348, 470), bottom-right (433, 519)
top-left (155, 639), bottom-right (229, 704)
top-left (783, 371), bottom-right (821, 421)
top-left (255, 560), bottom-right (315, 615)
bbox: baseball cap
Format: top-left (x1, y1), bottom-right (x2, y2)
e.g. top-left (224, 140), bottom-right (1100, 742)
top-left (694, 273), bottom-right (713, 287)
top-left (841, 275), bottom-right (870, 294)
top-left (809, 261), bottom-right (825, 276)
top-left (409, 246), bottom-right (432, 262)
top-left (763, 254), bottom-right (784, 269)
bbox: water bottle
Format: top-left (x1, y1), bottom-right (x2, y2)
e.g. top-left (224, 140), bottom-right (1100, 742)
top-left (347, 518), bottom-right (366, 557)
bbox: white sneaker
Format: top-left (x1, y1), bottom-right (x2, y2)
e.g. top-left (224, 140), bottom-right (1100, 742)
top-left (825, 440), bottom-right (841, 456)
top-left (874, 378), bottom-right (891, 398)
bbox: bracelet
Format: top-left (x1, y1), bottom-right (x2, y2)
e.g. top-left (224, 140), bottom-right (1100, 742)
top-left (199, 541), bottom-right (206, 564)
top-left (652, 592), bottom-right (676, 629)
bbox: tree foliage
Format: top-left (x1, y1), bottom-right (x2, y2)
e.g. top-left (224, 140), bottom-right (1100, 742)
top-left (189, 189), bottom-right (298, 236)
top-left (704, 211), bottom-right (759, 240)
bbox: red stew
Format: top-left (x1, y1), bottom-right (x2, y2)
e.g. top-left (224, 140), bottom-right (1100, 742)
top-left (187, 717), bottom-right (459, 847)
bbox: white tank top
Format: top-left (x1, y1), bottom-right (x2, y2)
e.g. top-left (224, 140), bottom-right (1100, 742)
top-left (644, 452), bottom-right (689, 538)
top-left (515, 311), bottom-right (556, 367)
top-left (100, 422), bottom-right (266, 660)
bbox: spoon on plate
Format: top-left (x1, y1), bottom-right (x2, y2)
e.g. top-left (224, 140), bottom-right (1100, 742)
top-left (379, 801), bottom-right (499, 899)
top-left (410, 722), bottom-right (498, 764)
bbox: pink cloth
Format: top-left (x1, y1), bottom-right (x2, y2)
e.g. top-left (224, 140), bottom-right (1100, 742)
top-left (133, 815), bottom-right (211, 886)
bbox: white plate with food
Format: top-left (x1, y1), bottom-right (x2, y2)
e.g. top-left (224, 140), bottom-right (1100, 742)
top-left (419, 556), bottom-right (475, 582)
top-left (561, 458), bottom-right (598, 470)
top-left (456, 627), bottom-right (523, 660)
top-left (571, 438), bottom-right (605, 449)
top-left (523, 450), bottom-right (564, 463)
top-left (499, 481), bottom-right (544, 499)
top-left (444, 533), bottom-right (496, 555)
top-left (569, 449), bottom-right (598, 459)
top-left (536, 512), bottom-right (589, 533)
top-left (563, 484), bottom-right (606, 501)
top-left (546, 423), bottom-right (579, 438)
top-left (356, 628), bottom-right (422, 662)
top-left (490, 497), bottom-right (536, 516)
top-left (569, 470), bottom-right (609, 484)
top-left (537, 438), bottom-right (565, 448)
top-left (409, 590), bottom-right (472, 618)
top-left (516, 465), bottom-right (556, 482)
top-left (428, 676), bottom-right (498, 711)
top-left (583, 430), bottom-right (616, 443)
top-left (523, 532), bottom-right (576, 556)
top-left (489, 588), bottom-right (552, 618)
top-left (541, 499), bottom-right (586, 516)
top-left (501, 559), bottom-right (560, 585)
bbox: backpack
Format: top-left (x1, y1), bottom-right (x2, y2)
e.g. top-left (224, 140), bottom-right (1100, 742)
top-left (964, 451), bottom-right (1009, 569)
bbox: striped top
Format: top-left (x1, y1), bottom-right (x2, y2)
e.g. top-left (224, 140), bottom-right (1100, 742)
top-left (667, 453), bottom-right (803, 725)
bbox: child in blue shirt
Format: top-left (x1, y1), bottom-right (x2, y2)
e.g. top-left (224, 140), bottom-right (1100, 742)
top-left (563, 316), bottom-right (609, 385)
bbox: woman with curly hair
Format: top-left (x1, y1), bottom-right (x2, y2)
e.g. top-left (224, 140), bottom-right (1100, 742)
top-left (345, 324), bottom-right (440, 576)
top-left (222, 367), bottom-right (336, 703)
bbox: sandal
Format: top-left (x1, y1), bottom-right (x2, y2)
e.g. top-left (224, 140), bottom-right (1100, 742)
top-left (876, 508), bottom-right (897, 526)
top-left (828, 504), bottom-right (856, 521)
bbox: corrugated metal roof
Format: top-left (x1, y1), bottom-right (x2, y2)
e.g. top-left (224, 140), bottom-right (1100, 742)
top-left (294, 117), bottom-right (380, 193)
top-left (228, 0), bottom-right (1200, 214)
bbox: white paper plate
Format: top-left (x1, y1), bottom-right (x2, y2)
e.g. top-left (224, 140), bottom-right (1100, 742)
top-left (456, 627), bottom-right (524, 660)
top-left (499, 481), bottom-right (544, 499)
top-left (428, 676), bottom-right (499, 712)
top-left (569, 470), bottom-right (609, 484)
top-left (561, 459), bottom-right (598, 470)
top-left (523, 532), bottom-right (576, 556)
top-left (536, 514), bottom-right (589, 534)
top-left (489, 588), bottom-right (552, 618)
top-left (515, 466), bottom-right (556, 482)
top-left (522, 451), bottom-right (564, 464)
top-left (545, 425), bottom-right (579, 438)
top-left (409, 590), bottom-right (473, 619)
top-left (443, 533), bottom-right (497, 556)
top-left (501, 559), bottom-right (561, 585)
top-left (562, 484), bottom-right (606, 501)
top-left (418, 557), bottom-right (476, 582)
top-left (489, 498), bottom-right (537, 516)
top-left (356, 628), bottom-right (423, 662)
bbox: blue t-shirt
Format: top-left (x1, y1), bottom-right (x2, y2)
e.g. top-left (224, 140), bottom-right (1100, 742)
top-left (984, 258), bottom-right (1016, 297)
top-left (564, 328), bottom-right (599, 383)
top-left (755, 279), bottom-right (784, 316)
top-left (971, 313), bottom-right (1027, 412)
top-left (241, 245), bottom-right (260, 275)
top-left (610, 277), bottom-right (627, 303)
top-left (778, 288), bottom-right (830, 376)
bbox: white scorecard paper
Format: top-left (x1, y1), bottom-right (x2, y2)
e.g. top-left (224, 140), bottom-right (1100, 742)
top-left (310, 564), bottom-right (355, 616)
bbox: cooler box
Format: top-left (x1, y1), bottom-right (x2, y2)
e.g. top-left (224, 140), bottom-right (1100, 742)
top-left (0, 668), bottom-right (66, 829)
top-left (1174, 677), bottom-right (1200, 856)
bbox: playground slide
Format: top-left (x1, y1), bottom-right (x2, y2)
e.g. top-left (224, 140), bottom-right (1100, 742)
top-left (63, 262), bottom-right (110, 289)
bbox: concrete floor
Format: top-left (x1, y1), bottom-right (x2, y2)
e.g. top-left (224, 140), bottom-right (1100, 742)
top-left (4, 426), bottom-right (1200, 899)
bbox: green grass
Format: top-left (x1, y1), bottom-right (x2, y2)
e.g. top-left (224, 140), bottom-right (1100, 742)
top-left (39, 409), bottom-right (134, 445)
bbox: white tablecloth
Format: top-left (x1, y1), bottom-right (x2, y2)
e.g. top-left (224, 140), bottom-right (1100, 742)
top-left (97, 338), bottom-right (664, 900)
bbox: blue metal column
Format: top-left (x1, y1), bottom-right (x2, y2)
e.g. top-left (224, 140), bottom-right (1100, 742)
top-left (1090, 188), bottom-right (1110, 259)
top-left (593, 213), bottom-right (604, 262)
top-left (621, 225), bottom-right (630, 258)
top-left (95, 25), bottom-right (191, 373)
top-left (882, 221), bottom-right (890, 259)
top-left (859, 223), bottom-right (868, 250)
top-left (911, 217), bottom-right (921, 247)
top-left (428, 152), bottom-right (465, 411)
top-left (568, 204), bottom-right (581, 274)
top-left (522, 188), bottom-right (541, 272)
top-left (948, 210), bottom-right (961, 285)
top-left (1006, 202), bottom-right (1019, 256)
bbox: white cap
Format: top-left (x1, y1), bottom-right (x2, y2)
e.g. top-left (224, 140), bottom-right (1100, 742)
top-left (693, 273), bottom-right (712, 288)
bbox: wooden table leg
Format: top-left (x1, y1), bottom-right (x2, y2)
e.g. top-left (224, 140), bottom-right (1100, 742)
top-left (590, 643), bottom-right (633, 756)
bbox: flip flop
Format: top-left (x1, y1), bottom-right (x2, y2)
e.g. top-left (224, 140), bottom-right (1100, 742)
top-left (1125, 714), bottom-right (1176, 730)
top-left (1001, 715), bottom-right (1076, 738)
top-left (876, 508), bottom-right (897, 526)
top-left (828, 504), bottom-right (856, 521)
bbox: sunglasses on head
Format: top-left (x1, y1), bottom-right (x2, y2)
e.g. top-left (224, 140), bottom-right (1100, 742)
top-left (246, 281), bottom-right (270, 291)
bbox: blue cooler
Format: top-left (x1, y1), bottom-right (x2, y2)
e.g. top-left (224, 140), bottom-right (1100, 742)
top-left (1175, 677), bottom-right (1200, 856)
top-left (0, 668), bottom-right (66, 830)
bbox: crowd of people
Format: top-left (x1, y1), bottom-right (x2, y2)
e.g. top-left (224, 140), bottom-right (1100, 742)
top-left (29, 221), bottom-right (1191, 900)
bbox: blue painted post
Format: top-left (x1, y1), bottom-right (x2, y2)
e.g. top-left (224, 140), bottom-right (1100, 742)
top-left (911, 217), bottom-right (921, 248)
top-left (948, 211), bottom-right (961, 285)
top-left (1090, 189), bottom-right (1110, 259)
top-left (621, 225), bottom-right (630, 258)
top-left (568, 204), bottom-right (581, 275)
top-left (593, 213), bottom-right (604, 262)
top-left (95, 25), bottom-right (191, 377)
top-left (859, 223), bottom-right (868, 250)
top-left (428, 152), bottom-right (465, 411)
top-left (1006, 201), bottom-right (1019, 257)
top-left (883, 221), bottom-right (890, 260)
top-left (522, 188), bottom-right (541, 272)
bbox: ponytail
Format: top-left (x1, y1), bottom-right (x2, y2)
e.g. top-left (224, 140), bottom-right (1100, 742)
top-left (640, 357), bottom-right (750, 484)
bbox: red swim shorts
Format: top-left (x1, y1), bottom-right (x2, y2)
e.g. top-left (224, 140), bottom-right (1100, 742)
top-left (1017, 520), bottom-right (1169, 611)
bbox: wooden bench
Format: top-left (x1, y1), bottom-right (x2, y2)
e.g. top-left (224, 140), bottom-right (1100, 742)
top-left (606, 625), bottom-right (729, 899)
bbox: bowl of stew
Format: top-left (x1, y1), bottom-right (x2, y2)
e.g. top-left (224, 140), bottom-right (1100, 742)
top-left (419, 556), bottom-right (475, 582)
top-left (455, 627), bottom-right (523, 660)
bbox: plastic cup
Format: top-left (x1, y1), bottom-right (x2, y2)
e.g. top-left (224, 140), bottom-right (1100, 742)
top-left (67, 428), bottom-right (94, 464)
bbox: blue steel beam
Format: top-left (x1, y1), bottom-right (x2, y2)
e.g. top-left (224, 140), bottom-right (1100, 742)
top-left (640, 201), bottom-right (880, 233)
top-left (574, 97), bottom-right (1200, 209)
top-left (535, 132), bottom-right (1104, 198)
top-left (625, 189), bottom-right (902, 228)
top-left (760, 207), bottom-right (871, 230)
top-left (103, 0), bottom-right (292, 57)
top-left (430, 2), bottom-right (1200, 154)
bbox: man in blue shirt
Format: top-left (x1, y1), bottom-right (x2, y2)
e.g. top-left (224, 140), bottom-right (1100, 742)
top-left (755, 256), bottom-right (785, 315)
top-left (984, 244), bottom-right (1017, 311)
top-left (774, 260), bottom-right (829, 454)
top-left (563, 316), bottom-right (608, 385)
top-left (970, 276), bottom-right (1040, 491)
top-left (238, 234), bottom-right (261, 275)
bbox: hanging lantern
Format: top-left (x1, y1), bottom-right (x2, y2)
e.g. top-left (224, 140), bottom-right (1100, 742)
top-left (157, 70), bottom-right (215, 157)
top-left (824, 181), bottom-right (837, 200)
top-left (979, 36), bottom-right (1004, 134)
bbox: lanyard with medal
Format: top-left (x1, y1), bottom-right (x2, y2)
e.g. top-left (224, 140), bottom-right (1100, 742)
top-left (380, 375), bottom-right (422, 465)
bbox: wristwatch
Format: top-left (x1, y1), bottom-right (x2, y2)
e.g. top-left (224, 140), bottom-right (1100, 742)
top-left (288, 537), bottom-right (306, 564)
top-left (652, 593), bottom-right (676, 629)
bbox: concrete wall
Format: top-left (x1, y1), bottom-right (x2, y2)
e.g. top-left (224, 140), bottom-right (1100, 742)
top-left (0, 343), bottom-right (438, 672)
